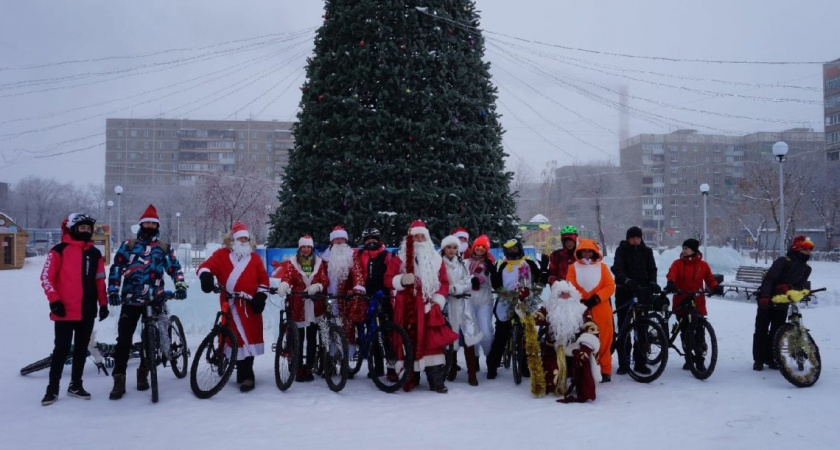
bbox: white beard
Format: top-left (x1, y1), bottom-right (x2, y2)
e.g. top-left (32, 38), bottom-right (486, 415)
top-left (401, 239), bottom-right (442, 301)
top-left (459, 242), bottom-right (468, 254)
top-left (232, 241), bottom-right (251, 260)
top-left (327, 243), bottom-right (353, 284)
top-left (545, 296), bottom-right (586, 347)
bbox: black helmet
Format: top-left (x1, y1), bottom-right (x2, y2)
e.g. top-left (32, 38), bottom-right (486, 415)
top-left (67, 213), bottom-right (96, 230)
top-left (361, 227), bottom-right (381, 242)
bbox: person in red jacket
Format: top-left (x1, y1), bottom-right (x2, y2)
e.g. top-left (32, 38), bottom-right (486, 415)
top-left (197, 222), bottom-right (269, 392)
top-left (547, 225), bottom-right (578, 285)
top-left (664, 238), bottom-right (722, 371)
top-left (39, 213), bottom-right (108, 405)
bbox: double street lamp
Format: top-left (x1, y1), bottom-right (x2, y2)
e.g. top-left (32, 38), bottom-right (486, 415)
top-left (655, 203), bottom-right (663, 249)
top-left (700, 183), bottom-right (710, 256)
top-left (176, 212), bottom-right (181, 244)
top-left (772, 141), bottom-right (789, 255)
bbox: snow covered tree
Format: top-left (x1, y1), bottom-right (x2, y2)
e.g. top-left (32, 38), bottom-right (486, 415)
top-left (268, 0), bottom-right (517, 246)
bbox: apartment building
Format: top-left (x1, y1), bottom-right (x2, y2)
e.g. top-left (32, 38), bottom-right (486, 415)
top-left (825, 58), bottom-right (840, 163)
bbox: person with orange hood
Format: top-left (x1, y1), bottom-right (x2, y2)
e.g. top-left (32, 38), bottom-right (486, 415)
top-left (566, 238), bottom-right (616, 382)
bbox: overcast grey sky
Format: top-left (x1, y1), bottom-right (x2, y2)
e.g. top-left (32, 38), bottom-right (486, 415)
top-left (1, 0), bottom-right (837, 186)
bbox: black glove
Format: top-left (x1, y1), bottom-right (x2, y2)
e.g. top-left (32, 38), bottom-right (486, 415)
top-left (251, 292), bottom-right (267, 314)
top-left (471, 277), bottom-right (480, 291)
top-left (712, 284), bottom-right (725, 297)
top-left (583, 295), bottom-right (600, 309)
top-left (49, 300), bottom-right (66, 317)
top-left (99, 306), bottom-right (109, 321)
top-left (625, 279), bottom-right (638, 292)
top-left (174, 281), bottom-right (188, 300)
top-left (199, 272), bottom-right (215, 293)
top-left (663, 281), bottom-right (676, 294)
top-left (648, 282), bottom-right (662, 293)
top-left (107, 286), bottom-right (121, 306)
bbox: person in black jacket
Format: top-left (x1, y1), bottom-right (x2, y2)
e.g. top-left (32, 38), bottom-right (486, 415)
top-left (610, 226), bottom-right (658, 375)
top-left (752, 235), bottom-right (814, 371)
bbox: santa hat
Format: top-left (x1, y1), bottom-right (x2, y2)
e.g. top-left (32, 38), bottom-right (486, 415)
top-left (471, 234), bottom-right (490, 251)
top-left (329, 225), bottom-right (349, 242)
top-left (298, 235), bottom-right (314, 247)
top-left (441, 235), bottom-right (461, 250)
top-left (409, 219), bottom-right (430, 240)
top-left (451, 227), bottom-right (469, 241)
top-left (790, 235), bottom-right (814, 252)
top-left (139, 204), bottom-right (160, 225)
top-left (231, 222), bottom-right (249, 239)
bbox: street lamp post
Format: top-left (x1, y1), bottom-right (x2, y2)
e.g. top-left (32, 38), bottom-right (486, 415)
top-left (773, 141), bottom-right (789, 256)
top-left (656, 203), bottom-right (663, 250)
top-left (106, 200), bottom-right (114, 240)
top-left (114, 185), bottom-right (123, 243)
top-left (176, 212), bottom-right (181, 244)
top-left (700, 183), bottom-right (710, 256)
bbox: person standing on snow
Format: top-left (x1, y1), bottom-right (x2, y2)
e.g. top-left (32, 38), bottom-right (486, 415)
top-left (39, 213), bottom-right (108, 406)
top-left (546, 225), bottom-right (579, 285)
top-left (465, 235), bottom-right (496, 378)
top-left (321, 225), bottom-right (366, 364)
top-left (440, 235), bottom-right (482, 386)
top-left (107, 204), bottom-right (186, 400)
top-left (197, 222), bottom-right (269, 392)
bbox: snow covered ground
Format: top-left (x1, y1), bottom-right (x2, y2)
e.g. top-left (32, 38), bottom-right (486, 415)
top-left (2, 253), bottom-right (839, 449)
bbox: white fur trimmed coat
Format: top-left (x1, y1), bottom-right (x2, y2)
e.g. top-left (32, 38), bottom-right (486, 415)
top-left (443, 255), bottom-right (483, 349)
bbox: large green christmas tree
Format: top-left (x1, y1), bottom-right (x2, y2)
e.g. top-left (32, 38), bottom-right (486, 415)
top-left (269, 0), bottom-right (517, 246)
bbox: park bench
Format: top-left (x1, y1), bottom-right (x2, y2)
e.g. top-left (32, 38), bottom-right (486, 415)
top-left (721, 266), bottom-right (767, 299)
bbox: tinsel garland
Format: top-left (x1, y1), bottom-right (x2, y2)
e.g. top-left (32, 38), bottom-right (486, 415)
top-left (523, 314), bottom-right (545, 398)
top-left (772, 289), bottom-right (809, 304)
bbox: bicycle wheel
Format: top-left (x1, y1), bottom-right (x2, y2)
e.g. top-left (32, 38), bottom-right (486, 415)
top-left (512, 325), bottom-right (523, 385)
top-left (142, 324), bottom-right (160, 403)
top-left (275, 321), bottom-right (299, 391)
top-left (687, 319), bottom-right (717, 380)
top-left (617, 316), bottom-right (669, 383)
top-left (323, 324), bottom-right (349, 392)
top-left (168, 315), bottom-right (189, 379)
top-left (20, 355), bottom-right (54, 376)
top-left (190, 326), bottom-right (238, 399)
top-left (368, 322), bottom-right (414, 393)
top-left (773, 323), bottom-right (821, 388)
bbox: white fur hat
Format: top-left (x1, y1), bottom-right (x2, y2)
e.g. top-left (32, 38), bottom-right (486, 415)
top-left (440, 235), bottom-right (461, 250)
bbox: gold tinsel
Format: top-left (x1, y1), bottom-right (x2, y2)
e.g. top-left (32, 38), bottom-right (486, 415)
top-left (523, 314), bottom-right (546, 398)
top-left (555, 345), bottom-right (568, 396)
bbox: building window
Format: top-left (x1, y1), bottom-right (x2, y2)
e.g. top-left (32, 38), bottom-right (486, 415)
top-left (130, 130), bottom-right (138, 138)
top-left (117, 130), bottom-right (124, 137)
top-left (144, 130), bottom-right (151, 138)
top-left (714, 178), bottom-right (721, 185)
top-left (828, 151), bottom-right (840, 161)
top-left (116, 153), bottom-right (122, 160)
top-left (251, 143), bottom-right (258, 150)
top-left (670, 167), bottom-right (678, 174)
top-left (116, 141), bottom-right (122, 149)
top-left (670, 156), bottom-right (678, 162)
top-left (157, 130), bottom-right (165, 137)
top-left (158, 142), bottom-right (165, 149)
top-left (130, 142), bottom-right (137, 149)
top-left (251, 132), bottom-right (259, 139)
top-left (172, 154), bottom-right (178, 161)
top-left (144, 142), bottom-right (150, 149)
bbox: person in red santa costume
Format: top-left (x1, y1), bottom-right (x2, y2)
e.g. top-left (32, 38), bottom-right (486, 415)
top-left (526, 280), bottom-right (601, 402)
top-left (197, 222), bottom-right (269, 392)
top-left (273, 235), bottom-right (329, 382)
top-left (321, 225), bottom-right (366, 365)
top-left (385, 220), bottom-right (457, 393)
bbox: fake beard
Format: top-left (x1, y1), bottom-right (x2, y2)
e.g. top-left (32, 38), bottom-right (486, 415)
top-left (232, 241), bottom-right (251, 259)
top-left (412, 240), bottom-right (441, 300)
top-left (459, 242), bottom-right (468, 254)
top-left (328, 243), bottom-right (353, 283)
top-left (545, 296), bottom-right (586, 347)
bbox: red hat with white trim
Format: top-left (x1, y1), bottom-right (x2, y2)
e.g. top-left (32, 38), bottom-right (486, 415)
top-left (139, 204), bottom-right (160, 225)
top-left (329, 225), bottom-right (349, 242)
top-left (231, 222), bottom-right (249, 239)
top-left (299, 235), bottom-right (314, 247)
top-left (451, 227), bottom-right (469, 241)
top-left (409, 219), bottom-right (430, 239)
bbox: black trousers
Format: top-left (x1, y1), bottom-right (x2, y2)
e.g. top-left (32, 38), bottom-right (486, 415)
top-left (113, 305), bottom-right (147, 375)
top-left (752, 305), bottom-right (788, 363)
top-left (49, 316), bottom-right (95, 387)
top-left (297, 324), bottom-right (318, 370)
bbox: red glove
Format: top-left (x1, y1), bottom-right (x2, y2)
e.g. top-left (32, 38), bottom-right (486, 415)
top-left (518, 287), bottom-right (530, 301)
top-left (757, 296), bottom-right (771, 310)
top-left (773, 284), bottom-right (791, 296)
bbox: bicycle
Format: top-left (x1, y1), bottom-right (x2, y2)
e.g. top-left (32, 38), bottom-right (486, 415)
top-left (346, 291), bottom-right (414, 393)
top-left (771, 287), bottom-right (826, 388)
top-left (190, 285), bottom-right (256, 399)
top-left (270, 287), bottom-right (299, 392)
top-left (646, 289), bottom-right (718, 380)
top-left (493, 292), bottom-right (527, 385)
top-left (136, 290), bottom-right (188, 403)
top-left (613, 286), bottom-right (670, 383)
top-left (20, 331), bottom-right (143, 377)
top-left (300, 291), bottom-right (349, 393)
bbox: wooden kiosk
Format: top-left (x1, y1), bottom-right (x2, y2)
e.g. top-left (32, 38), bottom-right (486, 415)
top-left (0, 212), bottom-right (29, 270)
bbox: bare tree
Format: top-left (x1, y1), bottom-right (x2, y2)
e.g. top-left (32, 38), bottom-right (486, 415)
top-left (194, 170), bottom-right (274, 243)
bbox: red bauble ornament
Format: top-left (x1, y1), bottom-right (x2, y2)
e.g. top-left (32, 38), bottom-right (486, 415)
top-left (400, 44), bottom-right (407, 50)
top-left (407, 136), bottom-right (414, 142)
top-left (359, 40), bottom-right (365, 46)
top-left (447, 28), bottom-right (454, 35)
top-left (318, 94), bottom-right (324, 101)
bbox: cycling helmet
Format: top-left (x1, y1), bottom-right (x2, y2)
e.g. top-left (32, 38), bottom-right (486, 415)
top-left (67, 213), bottom-right (96, 229)
top-left (361, 227), bottom-right (381, 241)
top-left (559, 225), bottom-right (578, 236)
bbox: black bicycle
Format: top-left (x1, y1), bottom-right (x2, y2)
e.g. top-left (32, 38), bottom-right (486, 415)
top-left (137, 290), bottom-right (188, 403)
top-left (494, 292), bottom-right (527, 385)
top-left (647, 290), bottom-right (718, 380)
top-left (20, 331), bottom-right (144, 377)
top-left (346, 291), bottom-right (414, 393)
top-left (305, 292), bottom-right (350, 393)
top-left (613, 286), bottom-right (670, 383)
top-left (270, 287), bottom-right (299, 392)
top-left (190, 285), bottom-right (257, 399)
top-left (772, 288), bottom-right (825, 388)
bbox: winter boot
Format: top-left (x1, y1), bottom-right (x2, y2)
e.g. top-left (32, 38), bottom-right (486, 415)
top-left (136, 366), bottom-right (149, 391)
top-left (447, 351), bottom-right (459, 382)
top-left (109, 374), bottom-right (126, 400)
top-left (239, 357), bottom-right (256, 392)
top-left (752, 333), bottom-right (767, 366)
top-left (403, 371), bottom-right (420, 392)
top-left (486, 321), bottom-right (512, 379)
top-left (235, 360), bottom-right (245, 384)
top-left (67, 381), bottom-right (91, 400)
top-left (767, 360), bottom-right (779, 370)
top-left (475, 354), bottom-right (481, 373)
top-left (41, 384), bottom-right (59, 406)
top-left (464, 346), bottom-right (479, 386)
top-left (426, 365), bottom-right (448, 393)
top-left (752, 361), bottom-right (765, 371)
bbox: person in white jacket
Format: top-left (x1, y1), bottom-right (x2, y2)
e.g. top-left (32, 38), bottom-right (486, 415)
top-left (440, 235), bottom-right (483, 386)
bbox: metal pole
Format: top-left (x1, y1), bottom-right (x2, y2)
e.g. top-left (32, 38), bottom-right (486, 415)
top-left (779, 160), bottom-right (785, 256)
top-left (117, 195), bottom-right (122, 243)
top-left (703, 193), bottom-right (708, 256)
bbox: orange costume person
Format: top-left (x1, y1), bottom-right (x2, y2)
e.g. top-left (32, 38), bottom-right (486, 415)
top-left (566, 238), bottom-right (616, 380)
top-left (272, 235), bottom-right (330, 382)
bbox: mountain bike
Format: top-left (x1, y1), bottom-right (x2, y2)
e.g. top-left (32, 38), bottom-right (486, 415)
top-left (190, 285), bottom-right (256, 399)
top-left (137, 290), bottom-right (188, 403)
top-left (613, 286), bottom-right (670, 383)
top-left (494, 293), bottom-right (527, 385)
top-left (20, 331), bottom-right (143, 377)
top-left (347, 291), bottom-right (414, 393)
top-left (648, 290), bottom-right (718, 380)
top-left (303, 292), bottom-right (349, 393)
top-left (772, 287), bottom-right (826, 388)
top-left (270, 287), bottom-right (299, 391)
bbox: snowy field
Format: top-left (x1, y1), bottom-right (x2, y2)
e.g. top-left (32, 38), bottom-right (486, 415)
top-left (2, 252), bottom-right (839, 449)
